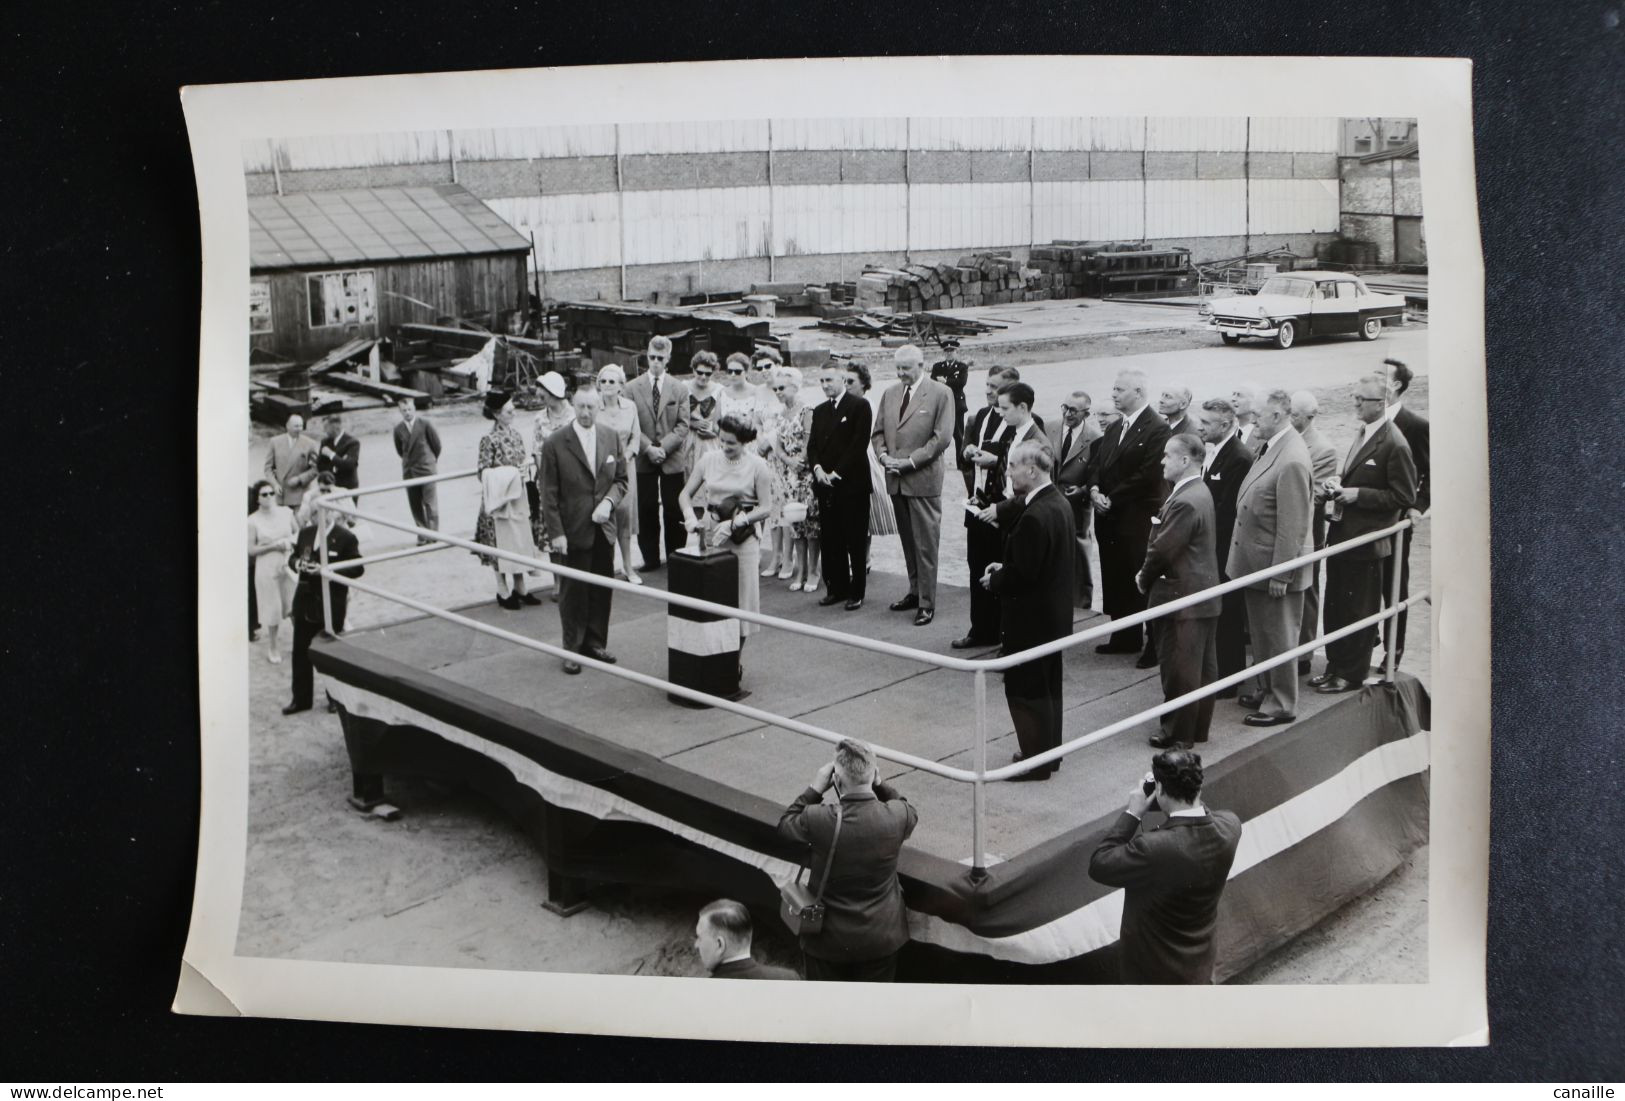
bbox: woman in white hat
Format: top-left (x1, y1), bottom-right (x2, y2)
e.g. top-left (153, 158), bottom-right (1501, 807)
top-left (595, 363), bottom-right (644, 585)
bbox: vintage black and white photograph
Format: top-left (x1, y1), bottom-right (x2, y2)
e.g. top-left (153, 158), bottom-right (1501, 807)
top-left (183, 57), bottom-right (1489, 1045)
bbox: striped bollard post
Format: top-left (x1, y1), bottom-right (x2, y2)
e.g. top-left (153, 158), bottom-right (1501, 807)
top-left (667, 547), bottom-right (748, 707)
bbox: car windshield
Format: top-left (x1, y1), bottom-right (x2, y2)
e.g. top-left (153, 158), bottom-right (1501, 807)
top-left (1258, 275), bottom-right (1315, 299)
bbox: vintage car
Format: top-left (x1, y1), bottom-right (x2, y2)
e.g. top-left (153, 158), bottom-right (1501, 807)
top-left (1206, 271), bottom-right (1407, 349)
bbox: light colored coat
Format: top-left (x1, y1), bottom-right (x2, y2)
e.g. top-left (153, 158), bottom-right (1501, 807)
top-left (1226, 425), bottom-right (1314, 591)
top-left (264, 432), bottom-right (320, 507)
top-left (624, 371), bottom-right (691, 475)
top-left (869, 376), bottom-right (956, 497)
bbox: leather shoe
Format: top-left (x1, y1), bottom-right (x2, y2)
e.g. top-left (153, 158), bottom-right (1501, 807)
top-left (562, 659), bottom-right (582, 675)
top-left (281, 702), bottom-right (311, 716)
top-left (1237, 692), bottom-right (1264, 710)
top-left (517, 590), bottom-right (543, 606)
top-left (913, 609), bottom-right (934, 627)
top-left (1244, 712), bottom-right (1296, 727)
top-left (1135, 652), bottom-right (1159, 670)
top-left (1315, 676), bottom-right (1360, 694)
top-left (1307, 672), bottom-right (1335, 688)
top-left (1148, 730), bottom-right (1189, 749)
top-left (1214, 687), bottom-right (1239, 700)
top-left (843, 598), bottom-right (864, 611)
top-left (951, 635), bottom-right (992, 650)
top-left (497, 593), bottom-right (521, 610)
top-left (889, 594), bottom-right (920, 612)
top-left (1006, 768), bottom-right (1054, 783)
top-left (818, 593), bottom-right (845, 607)
top-left (584, 647), bottom-right (617, 665)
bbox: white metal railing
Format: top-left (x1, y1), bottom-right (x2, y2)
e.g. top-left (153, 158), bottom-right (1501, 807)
top-left (312, 468), bottom-right (1425, 878)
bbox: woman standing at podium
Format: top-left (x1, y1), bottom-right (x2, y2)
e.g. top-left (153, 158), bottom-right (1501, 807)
top-left (678, 414), bottom-right (775, 652)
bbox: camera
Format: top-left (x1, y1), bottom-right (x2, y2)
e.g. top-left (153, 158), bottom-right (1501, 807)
top-left (1142, 771), bottom-right (1160, 812)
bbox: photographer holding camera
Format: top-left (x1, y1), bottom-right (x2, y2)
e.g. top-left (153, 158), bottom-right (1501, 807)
top-left (1088, 749), bottom-right (1243, 984)
top-left (777, 738), bottom-right (918, 982)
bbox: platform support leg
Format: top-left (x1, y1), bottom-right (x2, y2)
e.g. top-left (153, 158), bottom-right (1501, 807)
top-left (969, 670), bottom-right (988, 884)
top-left (541, 801), bottom-right (592, 917)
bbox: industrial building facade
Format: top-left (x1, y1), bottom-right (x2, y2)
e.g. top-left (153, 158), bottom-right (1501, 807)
top-left (243, 117), bottom-right (1420, 303)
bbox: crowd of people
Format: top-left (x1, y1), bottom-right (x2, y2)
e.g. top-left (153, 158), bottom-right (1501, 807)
top-left (251, 336), bottom-right (1427, 986)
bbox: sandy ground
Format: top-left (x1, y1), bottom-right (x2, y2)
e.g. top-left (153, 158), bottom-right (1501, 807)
top-left (241, 322), bottom-right (1430, 981)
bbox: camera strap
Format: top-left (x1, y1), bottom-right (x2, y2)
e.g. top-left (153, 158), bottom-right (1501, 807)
top-left (808, 801), bottom-right (844, 904)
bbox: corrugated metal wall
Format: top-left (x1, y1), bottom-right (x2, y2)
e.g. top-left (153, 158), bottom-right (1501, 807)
top-left (248, 117), bottom-right (1354, 273)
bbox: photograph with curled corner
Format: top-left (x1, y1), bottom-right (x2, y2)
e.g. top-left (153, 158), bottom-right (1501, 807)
top-left (183, 56), bottom-right (1489, 1046)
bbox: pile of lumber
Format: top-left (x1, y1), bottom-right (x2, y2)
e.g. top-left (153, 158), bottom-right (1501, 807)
top-left (1029, 241), bottom-right (1194, 297)
top-left (849, 253), bottom-right (1056, 314)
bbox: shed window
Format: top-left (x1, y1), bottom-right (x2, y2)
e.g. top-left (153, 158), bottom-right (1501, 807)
top-left (249, 277), bottom-right (273, 334)
top-left (307, 269), bottom-right (377, 329)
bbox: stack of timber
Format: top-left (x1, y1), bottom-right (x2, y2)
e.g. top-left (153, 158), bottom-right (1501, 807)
top-left (851, 253), bottom-right (1053, 313)
top-left (1029, 241), bottom-right (1195, 297)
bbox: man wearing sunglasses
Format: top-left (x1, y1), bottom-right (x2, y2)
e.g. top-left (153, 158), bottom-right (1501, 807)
top-left (625, 335), bottom-right (691, 570)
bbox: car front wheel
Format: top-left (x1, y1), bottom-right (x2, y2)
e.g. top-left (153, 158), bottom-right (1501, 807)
top-left (1273, 320), bottom-right (1295, 349)
top-left (1221, 333), bottom-right (1241, 345)
top-left (1360, 317), bottom-right (1382, 341)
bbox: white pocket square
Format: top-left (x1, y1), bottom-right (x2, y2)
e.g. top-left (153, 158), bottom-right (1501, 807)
top-left (839, 416), bottom-right (848, 424)
top-left (1210, 472), bottom-right (1221, 481)
top-left (1364, 458), bottom-right (1378, 466)
top-left (1150, 515), bottom-right (1163, 526)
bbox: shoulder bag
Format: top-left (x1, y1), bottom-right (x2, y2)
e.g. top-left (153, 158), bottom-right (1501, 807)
top-left (780, 800), bottom-right (843, 936)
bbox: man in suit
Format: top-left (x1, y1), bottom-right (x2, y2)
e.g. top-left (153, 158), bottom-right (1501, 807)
top-left (1158, 385), bottom-right (1195, 439)
top-left (1231, 384), bottom-right (1262, 453)
top-left (806, 365), bottom-right (874, 611)
top-left (694, 899), bottom-right (798, 981)
top-left (1312, 374), bottom-right (1418, 693)
top-left (930, 338), bottom-right (971, 494)
top-left (1227, 390), bottom-right (1315, 727)
top-left (984, 440), bottom-right (1075, 781)
top-left (1138, 434), bottom-right (1222, 748)
top-left (1198, 398), bottom-right (1254, 697)
top-left (625, 335), bottom-right (691, 571)
top-left (540, 386), bottom-right (629, 676)
top-left (264, 414), bottom-right (320, 509)
top-left (1085, 369), bottom-right (1171, 655)
top-left (391, 396), bottom-right (442, 540)
top-left (871, 344), bottom-right (957, 627)
top-left (1290, 390), bottom-right (1339, 673)
top-left (1048, 389), bottom-right (1104, 611)
top-left (1381, 358), bottom-right (1430, 669)
top-left (316, 413), bottom-right (361, 490)
top-left (282, 515), bottom-right (365, 716)
top-left (1088, 750), bottom-right (1244, 984)
top-left (952, 369), bottom-right (1017, 646)
top-left (960, 381), bottom-right (1052, 647)
top-left (778, 738), bottom-right (918, 982)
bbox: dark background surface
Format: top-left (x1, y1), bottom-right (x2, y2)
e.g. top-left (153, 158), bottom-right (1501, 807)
top-left (4, 1), bottom-right (1622, 1081)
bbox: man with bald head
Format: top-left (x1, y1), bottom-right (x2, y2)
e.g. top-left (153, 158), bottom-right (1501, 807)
top-left (1158, 385), bottom-right (1195, 439)
top-left (1085, 369), bottom-right (1172, 655)
top-left (265, 414), bottom-right (320, 509)
top-left (872, 344), bottom-right (958, 627)
top-left (1290, 390), bottom-right (1338, 671)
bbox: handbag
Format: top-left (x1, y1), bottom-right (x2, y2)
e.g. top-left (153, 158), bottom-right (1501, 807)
top-left (779, 800), bottom-right (843, 937)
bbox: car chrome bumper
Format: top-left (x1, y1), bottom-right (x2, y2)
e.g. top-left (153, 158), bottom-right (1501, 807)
top-left (1211, 318), bottom-right (1278, 337)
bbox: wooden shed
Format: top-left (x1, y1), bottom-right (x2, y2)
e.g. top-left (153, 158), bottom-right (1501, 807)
top-left (248, 184), bottom-right (531, 364)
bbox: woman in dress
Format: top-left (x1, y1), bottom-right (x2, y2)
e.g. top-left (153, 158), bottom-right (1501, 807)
top-left (595, 363), bottom-right (644, 585)
top-left (749, 345), bottom-right (784, 426)
top-left (763, 366), bottom-right (821, 592)
top-left (686, 350), bottom-right (723, 464)
top-left (843, 362), bottom-right (897, 574)
top-left (473, 389), bottom-right (542, 610)
top-left (677, 414), bottom-right (775, 661)
top-left (248, 478), bottom-right (299, 663)
top-left (716, 352), bottom-right (760, 432)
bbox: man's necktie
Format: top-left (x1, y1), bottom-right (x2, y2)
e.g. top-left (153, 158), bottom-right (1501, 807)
top-left (899, 385), bottom-right (912, 417)
top-left (1257, 439), bottom-right (1269, 459)
top-left (1061, 428), bottom-right (1075, 461)
top-left (652, 377), bottom-right (661, 408)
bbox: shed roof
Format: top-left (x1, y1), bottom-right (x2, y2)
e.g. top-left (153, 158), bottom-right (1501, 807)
top-left (249, 184), bottom-right (530, 270)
